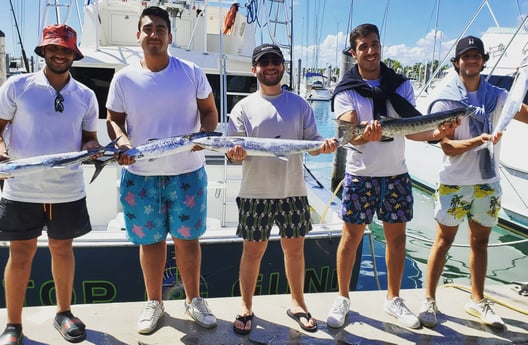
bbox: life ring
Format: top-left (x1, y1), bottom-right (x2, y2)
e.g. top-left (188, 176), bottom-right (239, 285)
top-left (222, 3), bottom-right (239, 34)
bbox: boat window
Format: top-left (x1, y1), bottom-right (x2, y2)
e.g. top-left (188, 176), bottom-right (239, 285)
top-left (71, 67), bottom-right (116, 119)
top-left (205, 74), bottom-right (258, 121)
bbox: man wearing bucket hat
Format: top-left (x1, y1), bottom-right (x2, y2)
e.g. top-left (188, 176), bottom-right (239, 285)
top-left (417, 35), bottom-right (528, 329)
top-left (0, 24), bottom-right (100, 344)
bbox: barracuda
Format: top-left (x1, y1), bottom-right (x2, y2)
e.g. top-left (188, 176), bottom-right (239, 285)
top-left (337, 106), bottom-right (477, 141)
top-left (192, 135), bottom-right (353, 160)
top-left (493, 63), bottom-right (528, 135)
top-left (0, 139), bottom-right (118, 179)
top-left (89, 131), bottom-right (223, 183)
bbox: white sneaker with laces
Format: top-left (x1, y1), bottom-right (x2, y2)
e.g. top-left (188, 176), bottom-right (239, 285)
top-left (137, 300), bottom-right (164, 334)
top-left (326, 296), bottom-right (351, 328)
top-left (185, 297), bottom-right (217, 328)
top-left (384, 296), bottom-right (420, 329)
top-left (464, 298), bottom-right (505, 329)
top-left (418, 297), bottom-right (438, 327)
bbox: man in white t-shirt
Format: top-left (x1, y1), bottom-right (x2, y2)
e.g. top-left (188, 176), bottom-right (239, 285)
top-left (0, 24), bottom-right (100, 344)
top-left (326, 23), bottom-right (451, 330)
top-left (106, 6), bottom-right (218, 334)
top-left (418, 35), bottom-right (528, 329)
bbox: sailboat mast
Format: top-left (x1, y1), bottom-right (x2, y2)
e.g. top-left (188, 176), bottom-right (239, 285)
top-left (8, 0), bottom-right (30, 73)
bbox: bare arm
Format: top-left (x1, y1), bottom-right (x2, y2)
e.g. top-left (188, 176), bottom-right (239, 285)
top-left (197, 93), bottom-right (219, 132)
top-left (0, 119), bottom-right (10, 162)
top-left (106, 109), bottom-right (134, 165)
top-left (81, 130), bottom-right (101, 150)
top-left (513, 103), bottom-right (528, 124)
top-left (440, 133), bottom-right (494, 156)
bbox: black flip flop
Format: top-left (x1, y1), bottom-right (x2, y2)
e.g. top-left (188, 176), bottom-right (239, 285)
top-left (0, 325), bottom-right (23, 345)
top-left (53, 314), bottom-right (87, 343)
top-left (233, 313), bottom-right (254, 335)
top-left (287, 309), bottom-right (318, 332)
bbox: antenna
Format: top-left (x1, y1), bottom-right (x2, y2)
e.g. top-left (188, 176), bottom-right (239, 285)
top-left (8, 0), bottom-right (30, 73)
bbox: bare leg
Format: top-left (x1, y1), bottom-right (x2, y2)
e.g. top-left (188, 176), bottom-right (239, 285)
top-left (467, 220), bottom-right (491, 302)
top-left (140, 241), bottom-right (167, 302)
top-left (48, 238), bottom-right (75, 313)
top-left (233, 240), bottom-right (267, 332)
top-left (336, 222), bottom-right (365, 298)
top-left (383, 222), bottom-right (406, 299)
top-left (281, 237), bottom-right (316, 328)
top-left (4, 239), bottom-right (38, 324)
top-left (172, 238), bottom-right (201, 303)
top-left (424, 223), bottom-right (458, 299)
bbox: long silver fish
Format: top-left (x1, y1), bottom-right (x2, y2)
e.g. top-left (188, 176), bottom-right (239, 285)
top-left (337, 106), bottom-right (477, 141)
top-left (123, 131), bottom-right (222, 161)
top-left (493, 63), bottom-right (528, 135)
top-left (89, 131), bottom-right (223, 183)
top-left (0, 139), bottom-right (118, 179)
top-left (475, 61), bottom-right (528, 155)
top-left (192, 135), bottom-right (351, 160)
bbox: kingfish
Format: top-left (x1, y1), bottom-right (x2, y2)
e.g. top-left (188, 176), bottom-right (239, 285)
top-left (337, 106), bottom-right (477, 141)
top-left (89, 131), bottom-right (223, 183)
top-left (0, 139), bottom-right (118, 179)
top-left (476, 61), bottom-right (528, 156)
top-left (192, 135), bottom-right (354, 160)
top-left (493, 62), bottom-right (528, 135)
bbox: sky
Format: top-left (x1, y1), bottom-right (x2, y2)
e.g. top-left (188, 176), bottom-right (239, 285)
top-left (1, 0), bottom-right (527, 69)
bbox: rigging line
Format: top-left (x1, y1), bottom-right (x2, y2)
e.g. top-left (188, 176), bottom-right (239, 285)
top-left (406, 232), bottom-right (528, 248)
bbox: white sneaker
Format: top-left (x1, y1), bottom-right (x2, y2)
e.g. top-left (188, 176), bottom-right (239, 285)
top-left (418, 297), bottom-right (438, 328)
top-left (384, 296), bottom-right (420, 329)
top-left (137, 300), bottom-right (164, 334)
top-left (326, 296), bottom-right (351, 328)
top-left (464, 298), bottom-right (505, 329)
top-left (185, 297), bottom-right (217, 328)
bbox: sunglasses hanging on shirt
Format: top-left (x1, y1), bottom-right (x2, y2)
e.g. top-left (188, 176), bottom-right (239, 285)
top-left (55, 92), bottom-right (64, 113)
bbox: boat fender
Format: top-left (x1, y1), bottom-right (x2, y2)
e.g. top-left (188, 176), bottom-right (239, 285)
top-left (222, 3), bottom-right (239, 34)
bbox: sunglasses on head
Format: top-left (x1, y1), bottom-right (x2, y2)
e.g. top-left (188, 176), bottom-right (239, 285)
top-left (55, 92), bottom-right (64, 113)
top-left (257, 58), bottom-right (283, 67)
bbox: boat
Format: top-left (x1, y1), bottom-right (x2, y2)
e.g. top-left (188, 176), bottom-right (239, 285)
top-left (407, 13), bottom-right (528, 232)
top-left (0, 0), bottom-right (426, 308)
top-left (303, 71), bottom-right (332, 101)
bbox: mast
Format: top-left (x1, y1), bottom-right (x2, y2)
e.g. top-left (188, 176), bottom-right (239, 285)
top-left (8, 0), bottom-right (30, 73)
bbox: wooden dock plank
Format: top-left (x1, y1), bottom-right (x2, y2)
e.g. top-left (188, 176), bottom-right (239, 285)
top-left (1, 284), bottom-right (527, 344)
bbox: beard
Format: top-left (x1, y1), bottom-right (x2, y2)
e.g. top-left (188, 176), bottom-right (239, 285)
top-left (256, 70), bottom-right (284, 87)
top-left (45, 58), bottom-right (73, 75)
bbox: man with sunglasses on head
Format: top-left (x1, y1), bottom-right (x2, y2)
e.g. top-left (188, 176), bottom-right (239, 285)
top-left (417, 35), bottom-right (528, 329)
top-left (226, 43), bottom-right (337, 335)
top-left (0, 24), bottom-right (100, 344)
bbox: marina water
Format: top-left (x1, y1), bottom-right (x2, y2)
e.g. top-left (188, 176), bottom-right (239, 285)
top-left (303, 100), bottom-right (528, 290)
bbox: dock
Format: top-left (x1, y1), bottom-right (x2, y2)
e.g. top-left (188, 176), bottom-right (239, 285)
top-left (2, 284), bottom-right (527, 344)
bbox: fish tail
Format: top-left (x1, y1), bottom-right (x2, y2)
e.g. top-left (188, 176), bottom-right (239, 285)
top-left (89, 157), bottom-right (115, 184)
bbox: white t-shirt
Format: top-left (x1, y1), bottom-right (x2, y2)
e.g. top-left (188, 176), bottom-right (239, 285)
top-left (0, 69), bottom-right (98, 203)
top-left (227, 90), bottom-right (322, 199)
top-left (333, 79), bottom-right (415, 177)
top-left (106, 56), bottom-right (212, 176)
top-left (431, 90), bottom-right (507, 185)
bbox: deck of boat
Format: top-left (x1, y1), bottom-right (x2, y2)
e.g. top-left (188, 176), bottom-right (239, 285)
top-left (2, 284), bottom-right (527, 344)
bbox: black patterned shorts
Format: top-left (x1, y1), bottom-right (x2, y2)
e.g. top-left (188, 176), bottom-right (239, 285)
top-left (235, 196), bottom-right (312, 241)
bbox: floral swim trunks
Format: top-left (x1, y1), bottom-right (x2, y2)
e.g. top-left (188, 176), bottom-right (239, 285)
top-left (434, 182), bottom-right (502, 227)
top-left (120, 167), bottom-right (207, 245)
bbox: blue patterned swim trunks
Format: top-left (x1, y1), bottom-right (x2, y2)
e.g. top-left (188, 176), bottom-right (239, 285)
top-left (120, 167), bottom-right (207, 244)
top-left (341, 173), bottom-right (413, 224)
